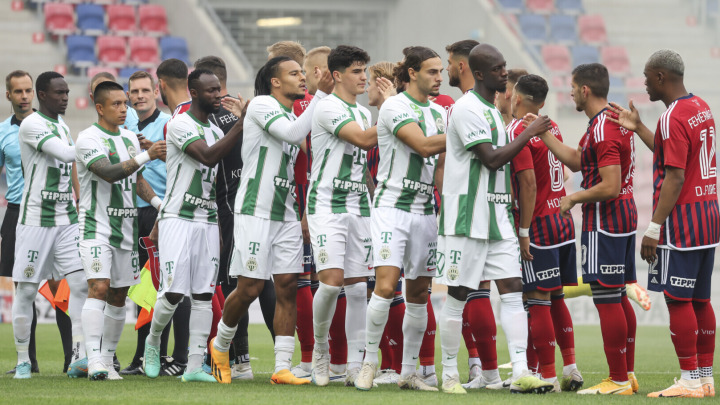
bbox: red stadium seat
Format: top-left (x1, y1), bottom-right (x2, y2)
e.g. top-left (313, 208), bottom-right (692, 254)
top-left (87, 66), bottom-right (119, 79)
top-left (542, 44), bottom-right (571, 73)
top-left (107, 4), bottom-right (137, 35)
top-left (97, 36), bottom-right (128, 67)
top-left (129, 36), bottom-right (160, 68)
top-left (578, 14), bottom-right (607, 44)
top-left (526, 0), bottom-right (555, 14)
top-left (625, 76), bottom-right (651, 105)
top-left (551, 75), bottom-right (573, 106)
top-left (44, 3), bottom-right (76, 35)
top-left (601, 46), bottom-right (631, 76)
top-left (138, 4), bottom-right (168, 35)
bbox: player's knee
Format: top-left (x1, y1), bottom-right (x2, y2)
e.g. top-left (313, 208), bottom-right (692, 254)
top-left (373, 282), bottom-right (395, 299)
top-left (164, 292), bottom-right (185, 305)
top-left (191, 292), bottom-right (213, 302)
top-left (15, 282), bottom-right (38, 303)
top-left (447, 286), bottom-right (469, 302)
top-left (88, 280), bottom-right (110, 300)
top-left (590, 284), bottom-right (622, 305)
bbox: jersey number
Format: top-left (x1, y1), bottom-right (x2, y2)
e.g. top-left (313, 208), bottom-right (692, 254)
top-left (700, 127), bottom-right (716, 180)
top-left (548, 151), bottom-right (564, 192)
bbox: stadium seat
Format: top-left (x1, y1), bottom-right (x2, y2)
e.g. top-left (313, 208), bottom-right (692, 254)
top-left (119, 67), bottom-right (145, 79)
top-left (625, 76), bottom-right (651, 105)
top-left (97, 35), bottom-right (128, 67)
top-left (497, 0), bottom-right (524, 13)
top-left (549, 14), bottom-right (576, 43)
top-left (129, 36), bottom-right (160, 68)
top-left (601, 46), bottom-right (631, 75)
top-left (526, 0), bottom-right (554, 14)
top-left (160, 36), bottom-right (190, 64)
top-left (44, 2), bottom-right (75, 35)
top-left (123, 0), bottom-right (149, 4)
top-left (571, 45), bottom-right (600, 66)
top-left (138, 4), bottom-right (168, 35)
top-left (86, 66), bottom-right (118, 80)
top-left (107, 4), bottom-right (137, 35)
top-left (518, 14), bottom-right (548, 43)
top-left (76, 3), bottom-right (106, 35)
top-left (66, 35), bottom-right (97, 68)
top-left (542, 44), bottom-right (571, 73)
top-left (556, 0), bottom-right (583, 14)
top-left (551, 75), bottom-right (573, 106)
top-left (578, 14), bottom-right (607, 43)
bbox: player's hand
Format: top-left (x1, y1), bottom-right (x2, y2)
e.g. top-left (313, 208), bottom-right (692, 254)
top-left (222, 93), bottom-right (247, 118)
top-left (519, 236), bottom-right (533, 261)
top-left (559, 195), bottom-right (575, 218)
top-left (377, 77), bottom-right (396, 103)
top-left (525, 114), bottom-right (552, 137)
top-left (604, 101), bottom-right (642, 132)
top-left (317, 69), bottom-right (335, 95)
top-left (147, 140), bottom-right (166, 161)
top-left (521, 113), bottom-right (537, 128)
top-left (149, 220), bottom-right (159, 246)
top-left (301, 213), bottom-right (310, 244)
top-left (137, 133), bottom-right (154, 150)
top-left (640, 235), bottom-right (659, 264)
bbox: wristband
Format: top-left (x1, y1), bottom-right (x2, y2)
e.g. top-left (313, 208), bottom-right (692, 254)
top-left (134, 151), bottom-right (151, 166)
top-left (644, 222), bottom-right (661, 240)
top-left (519, 228), bottom-right (530, 238)
top-left (150, 196), bottom-right (163, 210)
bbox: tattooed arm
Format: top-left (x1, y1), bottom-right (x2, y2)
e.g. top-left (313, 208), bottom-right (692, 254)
top-left (136, 172), bottom-right (158, 203)
top-left (88, 140), bottom-right (166, 183)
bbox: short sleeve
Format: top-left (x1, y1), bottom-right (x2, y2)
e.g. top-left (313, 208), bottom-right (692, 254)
top-left (452, 106), bottom-right (492, 150)
top-left (379, 98), bottom-right (415, 136)
top-left (19, 118), bottom-right (56, 152)
top-left (75, 134), bottom-right (107, 168)
top-left (250, 97), bottom-right (289, 133)
top-left (167, 118), bottom-right (201, 151)
top-left (660, 115), bottom-right (690, 170)
top-left (595, 129), bottom-right (621, 168)
top-left (512, 145), bottom-right (534, 173)
top-left (317, 99), bottom-right (354, 137)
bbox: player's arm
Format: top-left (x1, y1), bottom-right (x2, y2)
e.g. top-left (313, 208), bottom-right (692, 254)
top-left (471, 115), bottom-right (551, 171)
top-left (40, 136), bottom-right (77, 162)
top-left (560, 164), bottom-right (621, 217)
top-left (538, 131), bottom-right (581, 172)
top-left (639, 166), bottom-right (684, 262)
top-left (395, 123), bottom-right (446, 158)
top-left (183, 102), bottom-right (246, 167)
top-left (337, 123), bottom-right (377, 151)
top-left (365, 167), bottom-right (376, 200)
top-left (517, 168), bottom-right (536, 261)
top-left (71, 165), bottom-right (80, 211)
top-left (434, 152), bottom-right (445, 195)
top-left (604, 101), bottom-right (654, 150)
top-left (88, 141), bottom-right (166, 183)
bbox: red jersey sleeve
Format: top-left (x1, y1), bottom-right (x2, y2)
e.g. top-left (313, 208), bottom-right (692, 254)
top-left (595, 125), bottom-right (622, 168)
top-left (512, 145), bottom-right (534, 173)
top-left (660, 115), bottom-right (690, 170)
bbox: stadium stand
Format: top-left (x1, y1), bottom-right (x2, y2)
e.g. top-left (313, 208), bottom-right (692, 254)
top-left (556, 0), bottom-right (583, 14)
top-left (76, 3), bottom-right (106, 36)
top-left (44, 2), bottom-right (75, 35)
top-left (600, 45), bottom-right (630, 75)
top-left (526, 0), bottom-right (555, 14)
top-left (129, 36), bottom-right (160, 67)
top-left (519, 14), bottom-right (548, 43)
top-left (542, 44), bottom-right (571, 73)
top-left (66, 35), bottom-right (97, 68)
top-left (577, 14), bottom-right (607, 43)
top-left (570, 44), bottom-right (599, 66)
top-left (497, 0), bottom-right (524, 13)
top-left (107, 4), bottom-right (137, 35)
top-left (160, 36), bottom-right (190, 65)
top-left (549, 14), bottom-right (577, 43)
top-left (138, 4), bottom-right (169, 36)
top-left (97, 35), bottom-right (128, 67)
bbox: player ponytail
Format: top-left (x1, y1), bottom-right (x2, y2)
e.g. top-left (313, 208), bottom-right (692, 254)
top-left (393, 46), bottom-right (439, 87)
top-left (255, 56), bottom-right (293, 96)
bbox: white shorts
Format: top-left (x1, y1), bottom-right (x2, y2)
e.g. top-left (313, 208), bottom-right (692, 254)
top-left (308, 213), bottom-right (373, 278)
top-left (12, 223), bottom-right (82, 283)
top-left (229, 214), bottom-right (303, 280)
top-left (370, 207), bottom-right (437, 280)
top-left (158, 218), bottom-right (219, 296)
top-left (79, 240), bottom-right (140, 288)
top-left (436, 235), bottom-right (521, 288)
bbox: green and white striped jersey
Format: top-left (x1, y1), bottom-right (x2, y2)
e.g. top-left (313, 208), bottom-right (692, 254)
top-left (236, 96), bottom-right (301, 222)
top-left (160, 111), bottom-right (223, 224)
top-left (374, 92), bottom-right (446, 215)
top-left (307, 94), bottom-right (372, 217)
top-left (17, 112), bottom-right (78, 227)
top-left (439, 90), bottom-right (515, 240)
top-left (76, 124), bottom-right (142, 250)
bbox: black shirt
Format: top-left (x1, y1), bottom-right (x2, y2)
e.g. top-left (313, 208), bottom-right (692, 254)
top-left (209, 95), bottom-right (243, 212)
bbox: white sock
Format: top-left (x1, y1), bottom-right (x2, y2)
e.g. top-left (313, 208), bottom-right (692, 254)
top-left (12, 282), bottom-right (37, 364)
top-left (82, 298), bottom-right (106, 363)
top-left (65, 270), bottom-right (88, 339)
top-left (421, 364), bottom-right (435, 376)
top-left (563, 364), bottom-right (577, 375)
top-left (214, 319), bottom-right (237, 352)
top-left (312, 282), bottom-right (341, 351)
top-left (100, 304), bottom-right (125, 366)
top-left (440, 295), bottom-right (465, 379)
top-left (401, 302), bottom-right (427, 378)
top-left (148, 295), bottom-right (178, 347)
top-left (469, 357), bottom-right (481, 368)
top-left (483, 368), bottom-right (501, 382)
top-left (344, 282), bottom-right (367, 369)
top-left (187, 299), bottom-right (212, 371)
top-left (500, 292), bottom-right (528, 378)
top-left (274, 335), bottom-right (295, 373)
top-left (364, 293), bottom-right (392, 365)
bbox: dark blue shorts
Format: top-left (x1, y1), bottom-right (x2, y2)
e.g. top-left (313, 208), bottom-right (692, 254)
top-left (581, 231), bottom-right (636, 288)
top-left (522, 242), bottom-right (578, 292)
top-left (302, 243), bottom-right (314, 276)
top-left (648, 247), bottom-right (714, 302)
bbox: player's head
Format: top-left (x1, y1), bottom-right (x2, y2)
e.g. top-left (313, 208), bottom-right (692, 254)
top-left (394, 46), bottom-right (442, 97)
top-left (303, 46), bottom-right (331, 95)
top-left (571, 63), bottom-right (609, 112)
top-left (188, 68), bottom-right (222, 114)
top-left (267, 41), bottom-right (306, 66)
top-left (468, 43), bottom-right (507, 94)
top-left (36, 71), bottom-right (68, 115)
top-left (93, 80), bottom-right (127, 126)
top-left (194, 55), bottom-right (228, 89)
top-left (127, 71), bottom-right (158, 116)
top-left (255, 56), bottom-right (306, 100)
top-left (5, 70), bottom-right (34, 115)
top-left (495, 68), bottom-right (528, 114)
top-left (511, 74), bottom-right (548, 117)
top-left (367, 61), bottom-right (395, 107)
top-left (156, 58), bottom-right (189, 105)
top-left (89, 71), bottom-right (116, 102)
top-left (328, 45), bottom-right (370, 97)
top-left (643, 49), bottom-right (684, 102)
top-left (445, 39), bottom-right (479, 89)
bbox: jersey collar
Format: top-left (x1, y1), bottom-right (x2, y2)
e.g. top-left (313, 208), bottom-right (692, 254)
top-left (270, 95), bottom-right (292, 113)
top-left (402, 91), bottom-right (430, 107)
top-left (469, 90), bottom-right (496, 109)
top-left (187, 111), bottom-right (210, 128)
top-left (10, 109), bottom-right (35, 127)
top-left (137, 108), bottom-right (161, 131)
top-left (587, 107), bottom-right (608, 128)
top-left (93, 122), bottom-right (121, 136)
top-left (37, 110), bottom-right (59, 124)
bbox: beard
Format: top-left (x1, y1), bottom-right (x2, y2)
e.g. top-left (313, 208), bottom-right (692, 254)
top-left (286, 90), bottom-right (306, 101)
top-left (159, 88), bottom-right (168, 107)
top-left (199, 98), bottom-right (220, 114)
top-left (449, 74), bottom-right (460, 88)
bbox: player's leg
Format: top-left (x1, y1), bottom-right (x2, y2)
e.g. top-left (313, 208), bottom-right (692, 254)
top-left (270, 271), bottom-right (309, 385)
top-left (461, 296), bottom-right (480, 379)
top-left (691, 248), bottom-right (716, 397)
top-left (553, 243), bottom-right (582, 390)
top-left (418, 290), bottom-right (436, 386)
top-left (439, 282), bottom-right (470, 394)
top-left (328, 292), bottom-right (347, 380)
top-left (12, 280), bottom-right (38, 379)
top-left (292, 250), bottom-right (314, 378)
top-left (463, 284), bottom-right (500, 389)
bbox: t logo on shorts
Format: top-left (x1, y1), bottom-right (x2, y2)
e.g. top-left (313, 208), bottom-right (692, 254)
top-left (91, 246), bottom-right (102, 258)
top-left (248, 242), bottom-right (260, 255)
top-left (449, 250), bottom-right (462, 265)
top-left (165, 261), bottom-right (175, 274)
top-left (380, 232), bottom-right (392, 243)
top-left (27, 250), bottom-right (39, 262)
top-left (317, 235), bottom-right (327, 247)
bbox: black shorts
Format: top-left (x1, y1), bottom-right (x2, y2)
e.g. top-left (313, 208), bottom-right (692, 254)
top-left (648, 247), bottom-right (714, 301)
top-left (0, 203), bottom-right (20, 277)
top-left (522, 242), bottom-right (578, 293)
top-left (218, 207), bottom-right (235, 286)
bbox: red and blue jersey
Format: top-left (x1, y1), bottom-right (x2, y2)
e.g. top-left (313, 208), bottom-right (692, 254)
top-left (162, 100), bottom-right (192, 138)
top-left (293, 92), bottom-right (313, 215)
top-left (580, 109), bottom-right (637, 235)
top-left (509, 118), bottom-right (575, 246)
top-left (367, 146), bottom-right (380, 184)
top-left (653, 94), bottom-right (719, 249)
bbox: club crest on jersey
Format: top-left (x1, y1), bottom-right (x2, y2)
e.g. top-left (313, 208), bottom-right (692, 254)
top-left (246, 257), bottom-right (258, 271)
top-left (318, 249), bottom-right (328, 265)
top-left (101, 138), bottom-right (111, 149)
top-left (196, 124), bottom-right (206, 137)
top-left (448, 264), bottom-right (459, 281)
top-left (435, 117), bottom-right (445, 134)
top-left (127, 145), bottom-right (137, 158)
top-left (91, 259), bottom-right (102, 273)
top-left (24, 265), bottom-right (35, 278)
top-left (410, 103), bottom-right (422, 118)
top-left (379, 246), bottom-right (391, 260)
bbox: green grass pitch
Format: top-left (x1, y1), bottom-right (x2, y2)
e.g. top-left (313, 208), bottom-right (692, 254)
top-left (0, 323), bottom-right (717, 404)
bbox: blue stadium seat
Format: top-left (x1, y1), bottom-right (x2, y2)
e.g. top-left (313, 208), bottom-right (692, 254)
top-left (77, 4), bottom-right (106, 35)
top-left (66, 35), bottom-right (97, 68)
top-left (518, 14), bottom-right (548, 43)
top-left (160, 36), bottom-right (190, 65)
top-left (119, 67), bottom-right (144, 79)
top-left (550, 14), bottom-right (576, 43)
top-left (498, 0), bottom-right (524, 13)
top-left (571, 45), bottom-right (599, 66)
top-left (556, 0), bottom-right (583, 14)
top-left (608, 75), bottom-right (626, 104)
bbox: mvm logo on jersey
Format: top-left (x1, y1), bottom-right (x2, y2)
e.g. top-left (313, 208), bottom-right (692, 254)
top-left (600, 264), bottom-right (625, 275)
top-left (670, 276), bottom-right (696, 289)
top-left (331, 113), bottom-right (350, 126)
top-left (264, 110), bottom-right (281, 121)
top-left (392, 112), bottom-right (410, 124)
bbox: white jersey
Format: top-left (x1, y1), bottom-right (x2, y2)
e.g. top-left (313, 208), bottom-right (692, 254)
top-left (76, 124), bottom-right (142, 250)
top-left (374, 92), bottom-right (446, 215)
top-left (17, 112), bottom-right (78, 227)
top-left (439, 90), bottom-right (514, 240)
top-left (307, 94), bottom-right (372, 217)
top-left (236, 95), bottom-right (301, 222)
top-left (160, 111), bottom-right (223, 224)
